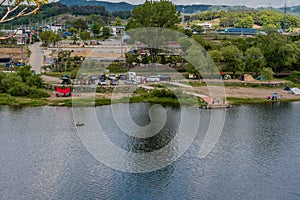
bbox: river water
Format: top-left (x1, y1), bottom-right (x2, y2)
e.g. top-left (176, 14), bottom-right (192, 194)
top-left (0, 102), bottom-right (299, 199)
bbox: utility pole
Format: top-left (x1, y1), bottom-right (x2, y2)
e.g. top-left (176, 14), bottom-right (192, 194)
top-left (9, 55), bottom-right (13, 73)
top-left (284, 2), bottom-right (287, 31)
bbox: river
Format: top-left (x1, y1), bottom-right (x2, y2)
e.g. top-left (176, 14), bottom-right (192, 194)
top-left (0, 102), bottom-right (299, 199)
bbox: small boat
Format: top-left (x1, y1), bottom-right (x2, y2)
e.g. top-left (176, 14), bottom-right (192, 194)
top-left (75, 121), bottom-right (85, 126)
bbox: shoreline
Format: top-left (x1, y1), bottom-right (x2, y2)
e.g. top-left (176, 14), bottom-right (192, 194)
top-left (1, 94), bottom-right (300, 108)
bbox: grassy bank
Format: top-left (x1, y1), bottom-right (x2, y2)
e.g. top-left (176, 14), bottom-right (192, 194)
top-left (47, 94), bottom-right (204, 107)
top-left (0, 94), bottom-right (48, 107)
top-left (1, 94), bottom-right (300, 108)
top-left (227, 97), bottom-right (300, 105)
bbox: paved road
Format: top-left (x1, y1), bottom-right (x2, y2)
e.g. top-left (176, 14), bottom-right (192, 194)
top-left (28, 42), bottom-right (43, 74)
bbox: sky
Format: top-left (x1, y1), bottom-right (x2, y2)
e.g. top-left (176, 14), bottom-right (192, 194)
top-left (49, 0), bottom-right (300, 8)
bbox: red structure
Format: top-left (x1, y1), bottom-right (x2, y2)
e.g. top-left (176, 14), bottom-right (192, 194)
top-left (55, 86), bottom-right (71, 97)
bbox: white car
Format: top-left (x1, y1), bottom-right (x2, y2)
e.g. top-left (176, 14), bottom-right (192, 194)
top-left (98, 79), bottom-right (106, 86)
top-left (124, 79), bottom-right (138, 85)
top-left (146, 76), bottom-right (160, 82)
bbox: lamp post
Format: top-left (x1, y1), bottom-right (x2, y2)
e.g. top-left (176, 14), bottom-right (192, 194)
top-left (9, 55), bottom-right (13, 73)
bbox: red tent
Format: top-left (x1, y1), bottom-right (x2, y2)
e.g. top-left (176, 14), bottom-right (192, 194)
top-left (55, 86), bottom-right (71, 97)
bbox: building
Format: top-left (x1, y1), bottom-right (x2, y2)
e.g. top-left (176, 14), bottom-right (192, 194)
top-left (197, 22), bottom-right (212, 30)
top-left (111, 26), bottom-right (125, 36)
top-left (222, 28), bottom-right (258, 35)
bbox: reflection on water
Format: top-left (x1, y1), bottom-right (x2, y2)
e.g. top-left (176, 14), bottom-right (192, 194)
top-left (0, 102), bottom-right (299, 199)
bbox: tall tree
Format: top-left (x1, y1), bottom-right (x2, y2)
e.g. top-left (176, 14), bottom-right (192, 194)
top-left (80, 31), bottom-right (91, 44)
top-left (92, 22), bottom-right (101, 35)
top-left (72, 18), bottom-right (88, 31)
top-left (260, 67), bottom-right (274, 83)
top-left (39, 31), bottom-right (60, 46)
top-left (245, 47), bottom-right (265, 74)
top-left (221, 45), bottom-right (244, 78)
top-left (126, 1), bottom-right (181, 64)
top-left (126, 0), bottom-right (181, 30)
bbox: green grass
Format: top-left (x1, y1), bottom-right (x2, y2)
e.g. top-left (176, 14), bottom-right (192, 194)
top-left (227, 97), bottom-right (270, 105)
top-left (0, 94), bottom-right (48, 107)
top-left (226, 97), bottom-right (300, 105)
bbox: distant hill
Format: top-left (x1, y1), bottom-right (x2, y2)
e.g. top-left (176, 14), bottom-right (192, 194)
top-left (57, 0), bottom-right (254, 14)
top-left (279, 6), bottom-right (300, 13)
top-left (58, 0), bottom-right (134, 12)
top-left (177, 5), bottom-right (252, 13)
top-left (58, 0), bottom-right (300, 14)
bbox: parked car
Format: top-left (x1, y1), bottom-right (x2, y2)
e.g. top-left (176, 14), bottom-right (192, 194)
top-left (124, 79), bottom-right (138, 85)
top-left (15, 62), bottom-right (25, 67)
top-left (99, 74), bottom-right (106, 80)
top-left (110, 79), bottom-right (119, 85)
top-left (146, 76), bottom-right (160, 82)
top-left (62, 74), bottom-right (71, 84)
top-left (108, 74), bottom-right (116, 80)
top-left (119, 74), bottom-right (127, 80)
top-left (98, 79), bottom-right (106, 86)
top-left (157, 74), bottom-right (171, 81)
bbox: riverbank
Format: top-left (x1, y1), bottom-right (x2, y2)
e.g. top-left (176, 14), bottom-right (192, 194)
top-left (1, 82), bottom-right (300, 107)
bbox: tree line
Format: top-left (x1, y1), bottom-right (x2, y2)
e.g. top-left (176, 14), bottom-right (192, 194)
top-left (0, 66), bottom-right (49, 98)
top-left (0, 2), bottom-right (130, 28)
top-left (189, 10), bottom-right (299, 31)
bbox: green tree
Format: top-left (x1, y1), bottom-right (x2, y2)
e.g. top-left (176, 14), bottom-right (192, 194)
top-left (17, 66), bottom-right (32, 82)
top-left (235, 15), bottom-right (254, 28)
top-left (87, 14), bottom-right (107, 27)
top-left (208, 49), bottom-right (223, 68)
top-left (102, 27), bottom-right (111, 38)
top-left (80, 31), bottom-right (91, 43)
top-left (92, 22), bottom-right (101, 35)
top-left (72, 18), bottom-right (88, 30)
top-left (68, 27), bottom-right (78, 35)
top-left (26, 74), bottom-right (44, 88)
top-left (277, 43), bottom-right (300, 71)
top-left (260, 67), bottom-right (274, 83)
top-left (245, 47), bottom-right (265, 74)
top-left (221, 45), bottom-right (244, 78)
top-left (39, 31), bottom-right (60, 46)
top-left (126, 1), bottom-right (181, 65)
top-left (126, 0), bottom-right (181, 30)
top-left (255, 33), bottom-right (286, 72)
top-left (114, 17), bottom-right (123, 26)
top-left (1, 74), bottom-right (22, 93)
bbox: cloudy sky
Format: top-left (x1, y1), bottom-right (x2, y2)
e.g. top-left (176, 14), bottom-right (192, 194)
top-left (73, 0), bottom-right (299, 8)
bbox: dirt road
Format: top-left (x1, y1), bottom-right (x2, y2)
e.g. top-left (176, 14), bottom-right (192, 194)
top-left (28, 42), bottom-right (43, 74)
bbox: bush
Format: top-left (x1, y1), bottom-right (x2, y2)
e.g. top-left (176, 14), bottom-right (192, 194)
top-left (27, 88), bottom-right (50, 98)
top-left (8, 82), bottom-right (31, 96)
top-left (150, 89), bottom-right (177, 99)
top-left (8, 82), bottom-right (50, 98)
top-left (1, 74), bottom-right (22, 92)
top-left (284, 72), bottom-right (300, 83)
top-left (26, 74), bottom-right (44, 88)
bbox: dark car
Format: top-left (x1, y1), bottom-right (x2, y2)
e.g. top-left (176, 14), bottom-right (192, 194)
top-left (158, 74), bottom-right (171, 81)
top-left (119, 74), bottom-right (127, 80)
top-left (15, 62), bottom-right (25, 67)
top-left (62, 75), bottom-right (71, 84)
top-left (99, 74), bottom-right (106, 80)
